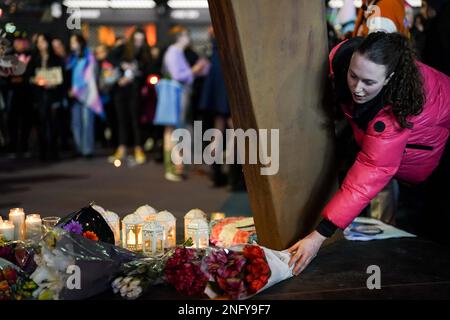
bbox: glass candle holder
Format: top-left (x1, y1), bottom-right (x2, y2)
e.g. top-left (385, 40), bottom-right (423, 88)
top-left (142, 221), bottom-right (164, 257)
top-left (25, 214), bottom-right (42, 241)
top-left (9, 208), bottom-right (25, 240)
top-left (184, 209), bottom-right (207, 242)
top-left (122, 214), bottom-right (144, 252)
top-left (156, 211), bottom-right (176, 248)
top-left (41, 216), bottom-right (61, 234)
top-left (187, 218), bottom-right (210, 249)
top-left (134, 205), bottom-right (157, 222)
top-left (0, 220), bottom-right (15, 241)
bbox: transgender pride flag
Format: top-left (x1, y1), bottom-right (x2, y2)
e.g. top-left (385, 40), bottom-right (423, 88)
top-left (70, 47), bottom-right (103, 115)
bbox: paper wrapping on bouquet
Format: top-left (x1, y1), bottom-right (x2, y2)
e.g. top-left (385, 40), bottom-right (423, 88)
top-left (210, 217), bottom-right (258, 248)
top-left (31, 228), bottom-right (142, 300)
top-left (0, 257), bottom-right (38, 300)
top-left (153, 79), bottom-right (183, 127)
top-left (56, 204), bottom-right (115, 245)
top-left (202, 244), bottom-right (294, 300)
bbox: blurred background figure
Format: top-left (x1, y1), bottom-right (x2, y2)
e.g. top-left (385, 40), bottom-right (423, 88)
top-left (157, 25), bottom-right (207, 181)
top-left (68, 33), bottom-right (103, 158)
top-left (52, 37), bottom-right (72, 154)
top-left (109, 28), bottom-right (152, 165)
top-left (199, 27), bottom-right (245, 191)
top-left (28, 33), bottom-right (65, 161)
top-left (5, 36), bottom-right (32, 159)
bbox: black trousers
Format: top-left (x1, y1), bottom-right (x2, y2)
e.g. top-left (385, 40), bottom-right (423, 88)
top-left (7, 87), bottom-right (33, 155)
top-left (113, 83), bottom-right (141, 147)
top-left (36, 92), bottom-right (60, 161)
top-left (397, 138), bottom-right (450, 247)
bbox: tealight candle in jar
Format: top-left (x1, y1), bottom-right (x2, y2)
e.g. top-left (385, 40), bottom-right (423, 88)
top-left (9, 208), bottom-right (25, 240)
top-left (156, 211), bottom-right (176, 248)
top-left (122, 214), bottom-right (144, 252)
top-left (25, 214), bottom-right (42, 241)
top-left (187, 218), bottom-right (210, 249)
top-left (184, 209), bottom-right (207, 242)
top-left (0, 220), bottom-right (15, 241)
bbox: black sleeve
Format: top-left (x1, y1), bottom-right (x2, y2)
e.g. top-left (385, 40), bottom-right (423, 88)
top-left (315, 218), bottom-right (339, 238)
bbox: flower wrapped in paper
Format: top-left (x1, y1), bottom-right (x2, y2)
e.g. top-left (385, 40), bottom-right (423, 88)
top-left (31, 228), bottom-right (141, 300)
top-left (202, 244), bottom-right (294, 300)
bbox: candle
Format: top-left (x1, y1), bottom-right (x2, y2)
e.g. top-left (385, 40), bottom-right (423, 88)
top-left (210, 212), bottom-right (226, 221)
top-left (184, 209), bottom-right (207, 241)
top-left (0, 220), bottom-right (15, 241)
top-left (9, 208), bottom-right (25, 240)
top-left (25, 214), bottom-right (42, 241)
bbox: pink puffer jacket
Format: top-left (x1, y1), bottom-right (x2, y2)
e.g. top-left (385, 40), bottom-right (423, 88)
top-left (323, 43), bottom-right (450, 230)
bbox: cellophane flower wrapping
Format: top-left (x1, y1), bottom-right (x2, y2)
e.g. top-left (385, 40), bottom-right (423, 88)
top-left (31, 227), bottom-right (142, 300)
top-left (202, 244), bottom-right (294, 300)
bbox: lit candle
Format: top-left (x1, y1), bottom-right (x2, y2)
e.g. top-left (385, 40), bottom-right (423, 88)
top-left (210, 212), bottom-right (226, 221)
top-left (184, 209), bottom-right (207, 242)
top-left (9, 208), bottom-right (25, 240)
top-left (0, 220), bottom-right (15, 241)
top-left (25, 214), bottom-right (42, 241)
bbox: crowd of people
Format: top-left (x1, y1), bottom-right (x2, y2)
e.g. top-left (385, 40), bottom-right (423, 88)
top-left (0, 24), bottom-right (246, 190)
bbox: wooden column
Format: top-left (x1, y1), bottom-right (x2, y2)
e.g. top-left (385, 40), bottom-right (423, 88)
top-left (208, 0), bottom-right (338, 250)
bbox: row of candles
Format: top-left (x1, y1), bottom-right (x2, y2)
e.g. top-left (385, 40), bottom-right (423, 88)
top-left (0, 206), bottom-right (226, 258)
top-left (0, 208), bottom-right (49, 242)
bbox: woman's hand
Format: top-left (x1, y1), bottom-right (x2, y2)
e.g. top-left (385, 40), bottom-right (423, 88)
top-left (288, 231), bottom-right (326, 275)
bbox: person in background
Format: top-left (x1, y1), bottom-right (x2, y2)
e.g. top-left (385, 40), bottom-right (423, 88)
top-left (108, 28), bottom-right (152, 165)
top-left (353, 0), bottom-right (409, 37)
top-left (52, 37), bottom-right (73, 154)
top-left (27, 33), bottom-right (66, 161)
top-left (95, 44), bottom-right (119, 149)
top-left (5, 37), bottom-right (32, 159)
top-left (159, 26), bottom-right (208, 181)
top-left (422, 0), bottom-right (450, 76)
top-left (67, 33), bottom-right (103, 158)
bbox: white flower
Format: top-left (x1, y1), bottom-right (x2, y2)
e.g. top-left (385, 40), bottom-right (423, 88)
top-left (112, 277), bottom-right (123, 287)
top-left (129, 279), bottom-right (141, 288)
top-left (123, 277), bottom-right (133, 284)
top-left (120, 286), bottom-right (129, 296)
top-left (134, 287), bottom-right (143, 296)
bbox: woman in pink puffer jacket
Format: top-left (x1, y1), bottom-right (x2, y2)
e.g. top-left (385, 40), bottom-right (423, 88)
top-left (288, 32), bottom-right (450, 275)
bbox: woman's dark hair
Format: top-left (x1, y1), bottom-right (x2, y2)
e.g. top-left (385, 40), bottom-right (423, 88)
top-left (356, 32), bottom-right (425, 129)
top-left (70, 33), bottom-right (87, 57)
top-left (123, 28), bottom-right (151, 64)
top-left (33, 33), bottom-right (58, 62)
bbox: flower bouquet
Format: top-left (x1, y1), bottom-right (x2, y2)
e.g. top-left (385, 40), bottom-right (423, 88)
top-left (0, 257), bottom-right (37, 300)
top-left (202, 244), bottom-right (294, 300)
top-left (0, 237), bottom-right (38, 274)
top-left (111, 238), bottom-right (196, 300)
top-left (31, 228), bottom-right (142, 300)
top-left (56, 204), bottom-right (115, 244)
